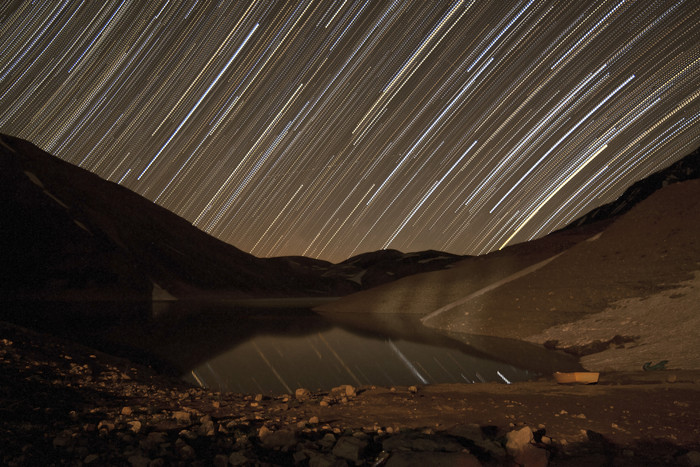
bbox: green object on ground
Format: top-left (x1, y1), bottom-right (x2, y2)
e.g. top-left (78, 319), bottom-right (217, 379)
top-left (642, 360), bottom-right (668, 371)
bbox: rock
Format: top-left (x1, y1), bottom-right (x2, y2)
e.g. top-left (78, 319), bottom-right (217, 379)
top-left (198, 418), bottom-right (216, 436)
top-left (505, 426), bottom-right (548, 467)
top-left (337, 384), bottom-right (357, 397)
top-left (213, 454), bottom-right (229, 467)
top-left (385, 451), bottom-right (481, 466)
top-left (332, 436), bottom-right (367, 462)
top-left (179, 429), bottom-right (197, 440)
top-left (447, 423), bottom-right (505, 457)
top-left (319, 432), bottom-right (336, 449)
top-left (296, 388), bottom-right (311, 400)
top-left (52, 433), bottom-right (73, 448)
top-left (229, 451), bottom-right (249, 466)
top-left (177, 443), bottom-right (195, 460)
top-left (127, 454), bottom-right (151, 467)
top-left (121, 406), bottom-right (133, 416)
top-left (97, 420), bottom-right (115, 432)
top-left (260, 428), bottom-right (297, 450)
top-left (309, 453), bottom-right (348, 467)
top-left (140, 432), bottom-right (168, 452)
top-left (309, 416), bottom-right (320, 425)
top-left (679, 450), bottom-right (700, 466)
top-left (84, 454), bottom-right (100, 464)
top-left (382, 432), bottom-right (463, 453)
top-left (172, 411), bottom-right (191, 423)
top-left (127, 420), bottom-right (142, 433)
top-left (258, 425), bottom-right (271, 438)
top-left (408, 385), bottom-right (418, 394)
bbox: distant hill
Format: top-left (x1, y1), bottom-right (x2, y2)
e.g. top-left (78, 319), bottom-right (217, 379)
top-left (0, 134), bottom-right (465, 301)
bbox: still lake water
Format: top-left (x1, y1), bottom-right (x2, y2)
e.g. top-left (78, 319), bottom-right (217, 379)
top-left (5, 300), bottom-right (580, 394)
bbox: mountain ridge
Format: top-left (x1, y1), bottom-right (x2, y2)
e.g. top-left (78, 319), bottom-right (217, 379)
top-left (0, 134), bottom-right (466, 301)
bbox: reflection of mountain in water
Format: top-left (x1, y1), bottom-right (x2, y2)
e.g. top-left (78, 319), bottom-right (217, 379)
top-left (2, 300), bottom-right (579, 393)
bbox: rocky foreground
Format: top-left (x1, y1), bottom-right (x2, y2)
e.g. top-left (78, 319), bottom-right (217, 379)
top-left (2, 320), bottom-right (700, 467)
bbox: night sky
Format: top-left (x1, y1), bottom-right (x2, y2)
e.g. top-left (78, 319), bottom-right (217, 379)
top-left (1, 1), bottom-right (698, 263)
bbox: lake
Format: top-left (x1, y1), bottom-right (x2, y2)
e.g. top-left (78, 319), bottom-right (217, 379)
top-left (2, 300), bottom-right (581, 394)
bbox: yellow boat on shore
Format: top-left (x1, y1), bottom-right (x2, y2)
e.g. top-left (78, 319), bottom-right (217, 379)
top-left (554, 371), bottom-right (600, 384)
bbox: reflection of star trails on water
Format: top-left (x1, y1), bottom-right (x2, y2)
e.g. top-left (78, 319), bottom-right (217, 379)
top-left (317, 333), bottom-right (362, 386)
top-left (190, 370), bottom-right (206, 388)
top-left (388, 339), bottom-right (428, 384)
top-left (252, 342), bottom-right (292, 394)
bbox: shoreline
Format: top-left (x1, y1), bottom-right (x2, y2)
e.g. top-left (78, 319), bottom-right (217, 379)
top-left (2, 319), bottom-right (699, 466)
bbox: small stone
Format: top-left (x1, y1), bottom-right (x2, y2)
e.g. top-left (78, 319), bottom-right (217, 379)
top-left (258, 426), bottom-right (271, 439)
top-left (179, 429), bottom-right (197, 440)
top-left (332, 436), bottom-right (368, 462)
top-left (121, 406), bottom-right (133, 416)
top-left (320, 400), bottom-right (329, 407)
top-left (261, 429), bottom-right (297, 450)
top-left (127, 420), bottom-right (142, 433)
top-left (229, 451), bottom-right (249, 466)
top-left (172, 411), bottom-right (191, 423)
top-left (319, 433), bottom-right (336, 449)
top-left (309, 416), bottom-right (320, 425)
top-left (177, 443), bottom-right (195, 459)
top-left (84, 454), bottom-right (100, 464)
top-left (97, 420), bottom-right (115, 432)
top-left (506, 426), bottom-right (548, 467)
top-left (408, 385), bottom-right (418, 394)
top-left (212, 400), bottom-right (221, 409)
top-left (296, 388), bottom-right (311, 400)
top-left (679, 451), bottom-right (700, 467)
top-left (53, 434), bottom-right (72, 448)
top-left (255, 393), bottom-right (263, 402)
top-left (309, 453), bottom-right (343, 467)
top-left (127, 454), bottom-right (151, 467)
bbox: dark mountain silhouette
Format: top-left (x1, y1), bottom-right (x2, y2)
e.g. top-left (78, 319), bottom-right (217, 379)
top-left (0, 134), bottom-right (464, 301)
top-left (2, 133), bottom-right (697, 304)
top-left (566, 146), bottom-right (700, 227)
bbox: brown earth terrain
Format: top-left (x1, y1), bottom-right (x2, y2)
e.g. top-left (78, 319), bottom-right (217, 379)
top-left (317, 179), bottom-right (700, 375)
top-left (2, 320), bottom-right (700, 466)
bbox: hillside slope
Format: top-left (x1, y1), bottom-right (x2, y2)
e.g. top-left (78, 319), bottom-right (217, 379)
top-left (317, 148), bottom-right (700, 369)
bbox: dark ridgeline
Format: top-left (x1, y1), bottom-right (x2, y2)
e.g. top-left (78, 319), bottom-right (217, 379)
top-left (1, 133), bottom-right (698, 303)
top-left (0, 134), bottom-right (469, 303)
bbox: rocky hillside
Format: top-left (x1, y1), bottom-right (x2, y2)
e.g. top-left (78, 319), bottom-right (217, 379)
top-left (567, 146), bottom-right (700, 227)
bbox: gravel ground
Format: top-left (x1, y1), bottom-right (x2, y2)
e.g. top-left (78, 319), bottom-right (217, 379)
top-left (2, 319), bottom-right (700, 466)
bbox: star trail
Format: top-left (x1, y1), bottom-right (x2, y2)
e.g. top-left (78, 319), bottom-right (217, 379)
top-left (1, 1), bottom-right (698, 262)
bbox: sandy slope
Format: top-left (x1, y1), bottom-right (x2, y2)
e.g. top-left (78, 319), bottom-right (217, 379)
top-left (318, 179), bottom-right (700, 371)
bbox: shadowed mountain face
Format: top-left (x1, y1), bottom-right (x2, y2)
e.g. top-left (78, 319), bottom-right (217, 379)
top-left (0, 134), bottom-right (467, 301)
